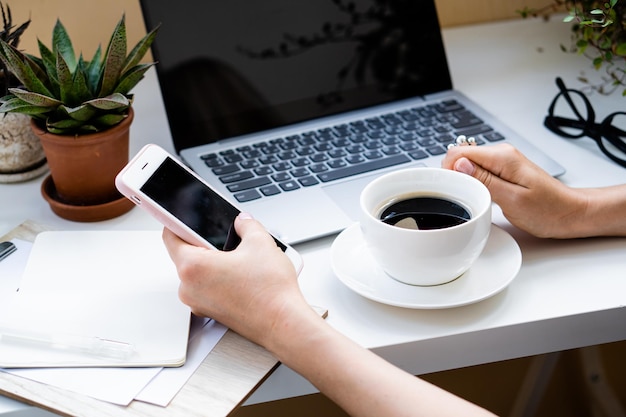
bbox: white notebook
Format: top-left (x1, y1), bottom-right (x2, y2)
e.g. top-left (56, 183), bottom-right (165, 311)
top-left (0, 231), bottom-right (191, 368)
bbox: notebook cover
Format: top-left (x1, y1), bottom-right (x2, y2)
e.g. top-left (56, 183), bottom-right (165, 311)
top-left (0, 231), bottom-right (190, 368)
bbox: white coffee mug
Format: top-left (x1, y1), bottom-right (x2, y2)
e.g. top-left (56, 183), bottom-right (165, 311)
top-left (359, 167), bottom-right (492, 286)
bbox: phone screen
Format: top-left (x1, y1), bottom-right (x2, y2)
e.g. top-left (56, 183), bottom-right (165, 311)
top-left (141, 157), bottom-right (243, 250)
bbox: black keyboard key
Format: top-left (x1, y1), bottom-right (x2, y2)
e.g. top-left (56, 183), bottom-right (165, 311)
top-left (435, 100), bottom-right (464, 113)
top-left (272, 172), bottom-right (291, 182)
top-left (273, 162), bottom-right (291, 171)
top-left (333, 138), bottom-right (351, 147)
top-left (280, 141), bottom-right (298, 150)
top-left (219, 171), bottom-right (253, 184)
top-left (296, 147), bottom-right (315, 156)
top-left (259, 155), bottom-right (278, 165)
top-left (350, 134), bottom-right (368, 143)
top-left (292, 157), bottom-right (311, 167)
top-left (204, 158), bottom-right (225, 168)
top-left (346, 145), bottom-right (364, 154)
top-left (363, 150), bottom-right (383, 160)
top-left (224, 154), bottom-right (244, 163)
top-left (234, 189), bottom-right (262, 202)
top-left (310, 153), bottom-right (329, 163)
top-left (426, 145), bottom-right (447, 156)
top-left (227, 176), bottom-right (272, 192)
top-left (451, 116), bottom-right (483, 129)
top-left (328, 149), bottom-right (347, 159)
top-left (254, 166), bottom-right (273, 176)
top-left (212, 164), bottom-right (240, 176)
top-left (201, 153), bottom-right (218, 160)
top-left (318, 154), bottom-right (410, 182)
top-left (279, 180), bottom-right (301, 192)
top-left (417, 138), bottom-right (437, 147)
top-left (290, 168), bottom-right (310, 177)
top-left (241, 160), bottom-right (260, 169)
top-left (455, 124), bottom-right (493, 137)
top-left (400, 142), bottom-right (420, 152)
top-left (298, 176), bottom-right (320, 187)
top-left (260, 185), bottom-right (281, 196)
top-left (408, 149), bottom-right (428, 160)
top-left (310, 163), bottom-right (329, 173)
top-left (278, 151), bottom-right (297, 160)
top-left (243, 149), bottom-right (262, 159)
top-left (484, 132), bottom-right (505, 142)
top-left (314, 143), bottom-right (333, 152)
top-left (328, 159), bottom-right (348, 169)
top-left (261, 145), bottom-right (280, 154)
top-left (346, 155), bottom-right (365, 164)
top-left (382, 146), bottom-right (402, 155)
top-left (364, 141), bottom-right (383, 150)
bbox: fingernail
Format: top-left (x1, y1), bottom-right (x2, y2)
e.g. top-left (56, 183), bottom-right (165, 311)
top-left (238, 212), bottom-right (254, 220)
top-left (455, 158), bottom-right (475, 175)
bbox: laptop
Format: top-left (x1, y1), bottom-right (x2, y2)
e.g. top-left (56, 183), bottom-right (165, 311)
top-left (139, 0), bottom-right (565, 244)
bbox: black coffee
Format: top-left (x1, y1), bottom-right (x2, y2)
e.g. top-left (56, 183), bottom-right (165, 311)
top-left (378, 196), bottom-right (470, 230)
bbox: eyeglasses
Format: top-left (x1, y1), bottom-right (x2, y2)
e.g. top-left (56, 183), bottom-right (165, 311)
top-left (544, 77), bottom-right (626, 168)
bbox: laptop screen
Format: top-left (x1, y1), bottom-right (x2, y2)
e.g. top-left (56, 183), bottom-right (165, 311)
top-left (140, 0), bottom-right (452, 153)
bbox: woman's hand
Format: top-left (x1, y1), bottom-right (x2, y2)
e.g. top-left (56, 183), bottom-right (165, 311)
top-left (162, 213), bottom-right (307, 347)
top-left (442, 144), bottom-right (589, 238)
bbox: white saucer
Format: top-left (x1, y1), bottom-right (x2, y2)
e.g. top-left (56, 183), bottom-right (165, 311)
top-left (330, 224), bottom-right (522, 309)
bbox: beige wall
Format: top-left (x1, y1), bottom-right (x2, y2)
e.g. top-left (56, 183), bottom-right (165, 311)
top-left (8, 0), bottom-right (552, 62)
top-left (435, 0), bottom-right (553, 27)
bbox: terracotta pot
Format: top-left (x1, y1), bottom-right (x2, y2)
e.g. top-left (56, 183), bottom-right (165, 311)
top-left (31, 109), bottom-right (135, 221)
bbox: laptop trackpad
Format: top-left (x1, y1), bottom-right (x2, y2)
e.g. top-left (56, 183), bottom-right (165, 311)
top-left (322, 172), bottom-right (385, 221)
top-left (245, 189), bottom-right (352, 244)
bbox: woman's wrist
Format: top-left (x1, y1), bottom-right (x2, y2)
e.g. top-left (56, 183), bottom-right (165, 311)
top-left (575, 185), bottom-right (626, 238)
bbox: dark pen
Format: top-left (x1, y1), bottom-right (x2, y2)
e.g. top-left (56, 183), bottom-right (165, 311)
top-left (0, 241), bottom-right (17, 262)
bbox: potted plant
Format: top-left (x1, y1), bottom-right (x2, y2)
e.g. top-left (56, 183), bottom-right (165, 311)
top-left (0, 14), bottom-right (159, 221)
top-left (0, 1), bottom-right (47, 183)
top-left (519, 0), bottom-right (626, 95)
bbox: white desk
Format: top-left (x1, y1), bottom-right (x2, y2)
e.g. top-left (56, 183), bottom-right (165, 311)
top-left (1, 15), bottom-right (625, 412)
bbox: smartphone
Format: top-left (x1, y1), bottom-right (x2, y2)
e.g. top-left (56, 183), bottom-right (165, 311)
top-left (115, 144), bottom-right (303, 273)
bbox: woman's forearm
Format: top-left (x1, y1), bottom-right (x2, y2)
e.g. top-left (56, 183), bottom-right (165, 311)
top-left (265, 304), bottom-right (495, 417)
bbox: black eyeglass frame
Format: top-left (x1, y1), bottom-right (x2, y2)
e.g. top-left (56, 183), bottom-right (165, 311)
top-left (544, 77), bottom-right (626, 168)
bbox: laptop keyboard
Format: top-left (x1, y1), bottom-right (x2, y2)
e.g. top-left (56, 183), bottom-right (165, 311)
top-left (200, 99), bottom-right (505, 203)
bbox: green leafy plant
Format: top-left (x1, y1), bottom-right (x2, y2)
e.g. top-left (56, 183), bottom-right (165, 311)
top-left (0, 15), bottom-right (159, 134)
top-left (519, 0), bottom-right (626, 96)
top-left (0, 1), bottom-right (30, 98)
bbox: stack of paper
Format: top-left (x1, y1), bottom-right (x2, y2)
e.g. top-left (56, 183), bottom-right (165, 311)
top-left (0, 232), bottom-right (228, 406)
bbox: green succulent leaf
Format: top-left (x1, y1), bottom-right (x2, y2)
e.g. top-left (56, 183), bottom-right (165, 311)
top-left (47, 116), bottom-right (86, 130)
top-left (7, 88), bottom-right (61, 107)
top-left (94, 113), bottom-right (126, 127)
top-left (0, 97), bottom-right (50, 115)
top-left (55, 50), bottom-right (74, 104)
top-left (58, 104), bottom-right (97, 121)
top-left (37, 39), bottom-right (59, 93)
top-left (86, 45), bottom-right (103, 94)
top-left (122, 23), bottom-right (160, 75)
top-left (51, 19), bottom-right (76, 72)
top-left (115, 63), bottom-right (153, 95)
top-left (72, 55), bottom-right (94, 102)
top-left (99, 15), bottom-right (127, 97)
top-left (84, 92), bottom-right (129, 110)
top-left (0, 41), bottom-right (53, 97)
